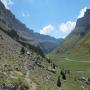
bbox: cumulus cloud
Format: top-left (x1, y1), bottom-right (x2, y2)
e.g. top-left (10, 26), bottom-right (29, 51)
top-left (78, 7), bottom-right (87, 18)
top-left (1, 0), bottom-right (14, 9)
top-left (59, 7), bottom-right (87, 33)
top-left (40, 24), bottom-right (54, 35)
top-left (59, 21), bottom-right (76, 33)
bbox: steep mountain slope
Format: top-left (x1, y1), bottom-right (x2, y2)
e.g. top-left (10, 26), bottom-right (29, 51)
top-left (0, 1), bottom-right (63, 89)
top-left (0, 0), bottom-right (63, 54)
top-left (0, 28), bottom-right (30, 88)
top-left (52, 9), bottom-right (90, 59)
top-left (0, 28), bottom-right (62, 90)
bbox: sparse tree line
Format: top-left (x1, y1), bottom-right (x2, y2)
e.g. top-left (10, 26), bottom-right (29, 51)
top-left (57, 69), bottom-right (68, 88)
top-left (19, 41), bottom-right (45, 58)
top-left (0, 27), bottom-right (45, 58)
top-left (46, 58), bottom-right (71, 88)
top-left (56, 69), bottom-right (72, 89)
top-left (0, 22), bottom-right (45, 58)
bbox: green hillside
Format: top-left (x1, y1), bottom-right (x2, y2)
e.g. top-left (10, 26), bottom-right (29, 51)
top-left (49, 9), bottom-right (90, 90)
top-left (0, 29), bottom-right (61, 90)
top-left (51, 9), bottom-right (90, 60)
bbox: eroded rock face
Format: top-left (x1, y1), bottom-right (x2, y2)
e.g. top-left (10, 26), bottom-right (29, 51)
top-left (76, 9), bottom-right (90, 27)
top-left (73, 9), bottom-right (90, 37)
top-left (84, 9), bottom-right (90, 17)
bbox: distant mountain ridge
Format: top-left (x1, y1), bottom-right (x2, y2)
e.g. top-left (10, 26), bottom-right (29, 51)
top-left (0, 0), bottom-right (63, 54)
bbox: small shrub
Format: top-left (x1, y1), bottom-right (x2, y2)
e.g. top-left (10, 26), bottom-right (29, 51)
top-left (60, 70), bottom-right (66, 80)
top-left (52, 63), bottom-right (56, 69)
top-left (22, 80), bottom-right (29, 90)
top-left (57, 76), bottom-right (61, 87)
top-left (20, 47), bottom-right (25, 54)
top-left (62, 74), bottom-right (66, 80)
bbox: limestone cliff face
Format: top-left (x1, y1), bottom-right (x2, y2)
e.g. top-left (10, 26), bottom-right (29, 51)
top-left (72, 9), bottom-right (90, 37)
top-left (76, 9), bottom-right (90, 28)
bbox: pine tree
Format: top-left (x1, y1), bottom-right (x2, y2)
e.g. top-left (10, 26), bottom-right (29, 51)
top-left (57, 76), bottom-right (61, 87)
top-left (20, 47), bottom-right (25, 54)
top-left (62, 74), bottom-right (66, 80)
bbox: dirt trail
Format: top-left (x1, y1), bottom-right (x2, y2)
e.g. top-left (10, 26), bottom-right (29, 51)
top-left (24, 61), bottom-right (37, 90)
top-left (25, 71), bottom-right (36, 90)
top-left (65, 58), bottom-right (90, 63)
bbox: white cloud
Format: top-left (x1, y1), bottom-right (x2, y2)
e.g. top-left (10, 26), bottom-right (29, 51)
top-left (59, 21), bottom-right (76, 33)
top-left (57, 7), bottom-right (88, 37)
top-left (1, 0), bottom-right (14, 9)
top-left (22, 12), bottom-right (30, 17)
top-left (78, 7), bottom-right (87, 18)
top-left (40, 24), bottom-right (54, 35)
top-left (59, 7), bottom-right (87, 33)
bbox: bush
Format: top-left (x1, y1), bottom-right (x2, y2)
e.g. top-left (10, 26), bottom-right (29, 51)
top-left (12, 77), bottom-right (29, 90)
top-left (62, 74), bottom-right (66, 80)
top-left (60, 70), bottom-right (66, 80)
top-left (22, 80), bottom-right (29, 90)
top-left (57, 76), bottom-right (61, 87)
top-left (52, 63), bottom-right (56, 69)
top-left (20, 47), bottom-right (25, 54)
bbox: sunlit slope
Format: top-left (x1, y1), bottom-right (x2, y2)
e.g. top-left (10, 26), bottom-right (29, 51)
top-left (51, 9), bottom-right (90, 60)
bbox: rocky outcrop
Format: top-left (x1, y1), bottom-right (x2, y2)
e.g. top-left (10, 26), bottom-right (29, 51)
top-left (76, 9), bottom-right (90, 28)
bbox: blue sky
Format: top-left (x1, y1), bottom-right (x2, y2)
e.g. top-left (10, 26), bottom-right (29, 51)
top-left (1, 0), bottom-right (90, 38)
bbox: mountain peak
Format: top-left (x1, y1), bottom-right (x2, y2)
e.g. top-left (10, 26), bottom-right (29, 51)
top-left (84, 9), bottom-right (90, 17)
top-left (76, 9), bottom-right (90, 27)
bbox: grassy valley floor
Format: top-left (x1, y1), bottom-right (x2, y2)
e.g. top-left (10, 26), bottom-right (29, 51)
top-left (49, 54), bottom-right (90, 90)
